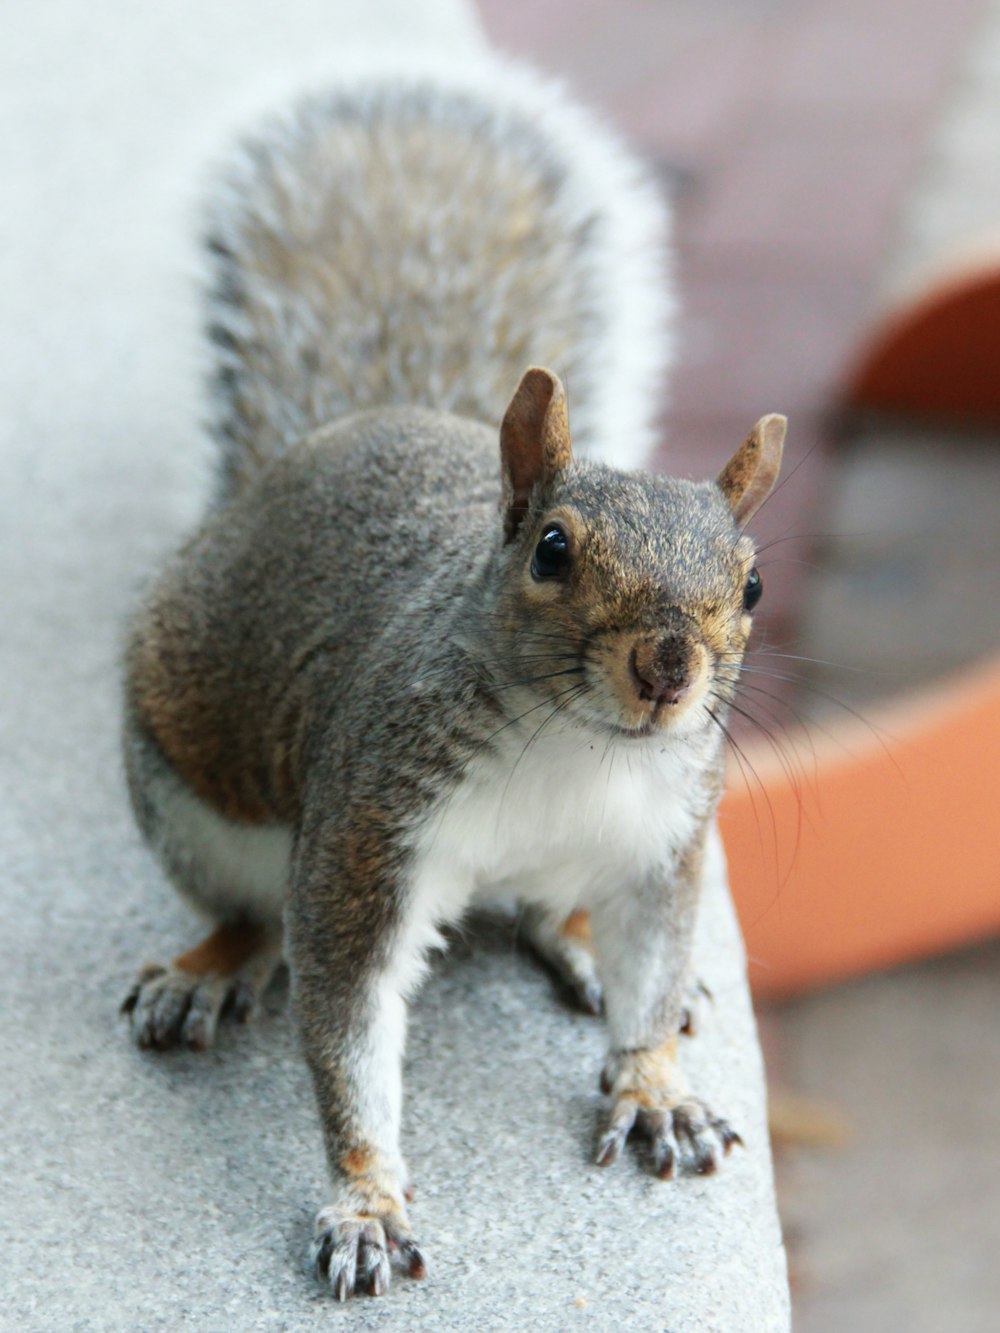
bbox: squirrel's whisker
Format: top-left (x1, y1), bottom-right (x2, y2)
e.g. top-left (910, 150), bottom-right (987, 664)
top-left (489, 666), bottom-right (587, 691)
top-left (705, 703), bottom-right (786, 892)
top-left (500, 681), bottom-right (591, 807)
top-left (483, 679), bottom-right (589, 746)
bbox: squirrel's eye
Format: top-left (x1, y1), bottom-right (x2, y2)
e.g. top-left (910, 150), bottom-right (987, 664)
top-left (531, 524), bottom-right (571, 580)
top-left (743, 567), bottom-right (762, 612)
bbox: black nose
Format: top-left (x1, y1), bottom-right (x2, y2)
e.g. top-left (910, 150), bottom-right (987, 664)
top-left (630, 644), bottom-right (692, 706)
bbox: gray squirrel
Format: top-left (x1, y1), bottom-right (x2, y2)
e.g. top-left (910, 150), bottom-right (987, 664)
top-left (120, 55), bottom-right (785, 1301)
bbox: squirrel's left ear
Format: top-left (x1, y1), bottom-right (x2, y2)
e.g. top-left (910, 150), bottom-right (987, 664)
top-left (716, 414), bottom-right (787, 525)
top-left (499, 367), bottom-right (574, 542)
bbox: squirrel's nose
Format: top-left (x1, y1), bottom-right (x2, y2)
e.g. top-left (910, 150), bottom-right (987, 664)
top-left (630, 645), bottom-right (692, 706)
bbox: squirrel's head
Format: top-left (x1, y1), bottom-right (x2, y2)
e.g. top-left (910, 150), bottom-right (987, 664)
top-left (492, 367), bottom-right (786, 741)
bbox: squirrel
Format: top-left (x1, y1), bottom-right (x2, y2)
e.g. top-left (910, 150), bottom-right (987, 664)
top-left (120, 56), bottom-right (785, 1301)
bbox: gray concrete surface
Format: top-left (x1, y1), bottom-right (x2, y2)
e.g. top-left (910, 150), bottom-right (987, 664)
top-left (0, 2), bottom-right (788, 1329)
top-left (776, 940), bottom-right (1000, 1333)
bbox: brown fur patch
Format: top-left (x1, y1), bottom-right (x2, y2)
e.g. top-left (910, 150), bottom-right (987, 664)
top-left (129, 612), bottom-right (274, 825)
top-left (341, 1146), bottom-right (375, 1177)
top-left (616, 1037), bottom-right (682, 1109)
top-left (337, 806), bottom-right (401, 928)
top-left (500, 367), bottom-right (573, 540)
top-left (173, 920), bottom-right (268, 978)
top-left (716, 434), bottom-right (760, 509)
top-left (717, 414), bottom-right (786, 524)
top-left (560, 909), bottom-right (592, 945)
top-left (337, 1143), bottom-right (402, 1217)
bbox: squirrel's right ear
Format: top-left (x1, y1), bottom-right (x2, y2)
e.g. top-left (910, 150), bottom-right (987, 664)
top-left (717, 414), bottom-right (787, 526)
top-left (499, 367), bottom-right (573, 542)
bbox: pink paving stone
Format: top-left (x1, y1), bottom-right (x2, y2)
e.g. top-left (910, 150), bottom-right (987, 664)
top-left (757, 0), bottom-right (984, 113)
top-left (683, 111), bottom-right (920, 271)
top-left (478, 0), bottom-right (766, 150)
top-left (597, 30), bottom-right (765, 162)
top-left (668, 268), bottom-right (868, 421)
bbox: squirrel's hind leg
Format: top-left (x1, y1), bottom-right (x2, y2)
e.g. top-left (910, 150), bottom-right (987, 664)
top-left (121, 716), bottom-right (291, 1049)
top-left (520, 906), bottom-right (710, 1033)
top-left (122, 921), bottom-right (283, 1051)
top-left (519, 906), bottom-right (604, 1015)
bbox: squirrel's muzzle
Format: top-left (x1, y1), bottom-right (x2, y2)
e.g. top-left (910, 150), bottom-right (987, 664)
top-left (586, 618), bottom-right (713, 735)
top-left (630, 633), bottom-right (704, 708)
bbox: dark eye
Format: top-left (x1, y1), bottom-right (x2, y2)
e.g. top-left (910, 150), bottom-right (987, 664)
top-left (743, 567), bottom-right (762, 612)
top-left (531, 524), bottom-right (571, 580)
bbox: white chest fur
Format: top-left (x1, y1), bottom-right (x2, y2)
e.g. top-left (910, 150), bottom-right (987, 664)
top-left (411, 723), bottom-right (714, 926)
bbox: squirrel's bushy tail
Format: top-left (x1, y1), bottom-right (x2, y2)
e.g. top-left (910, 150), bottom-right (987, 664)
top-left (204, 55), bottom-right (672, 501)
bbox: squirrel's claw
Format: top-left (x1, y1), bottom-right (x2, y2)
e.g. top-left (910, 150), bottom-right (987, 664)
top-left (645, 1108), bottom-right (680, 1179)
top-left (598, 1092), bottom-right (742, 1179)
top-left (123, 965), bottom-right (229, 1050)
top-left (122, 933), bottom-right (282, 1051)
top-left (122, 963), bottom-right (254, 1051)
top-left (596, 1098), bottom-right (637, 1168)
top-left (679, 979), bottom-right (713, 1038)
top-left (313, 1209), bottom-right (424, 1300)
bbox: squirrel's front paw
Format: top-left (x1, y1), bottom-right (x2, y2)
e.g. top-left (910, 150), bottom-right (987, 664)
top-left (596, 1047), bottom-right (742, 1179)
top-left (313, 1207), bottom-right (426, 1301)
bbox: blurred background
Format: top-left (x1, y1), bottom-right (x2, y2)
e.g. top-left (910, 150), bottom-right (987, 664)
top-left (478, 0), bottom-right (1000, 1329)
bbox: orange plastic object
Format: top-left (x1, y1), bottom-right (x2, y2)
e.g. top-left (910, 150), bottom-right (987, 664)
top-left (848, 234), bottom-right (1000, 418)
top-left (721, 655), bottom-right (1000, 997)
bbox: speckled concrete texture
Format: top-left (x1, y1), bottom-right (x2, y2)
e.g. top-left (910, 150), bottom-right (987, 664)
top-left (0, 3), bottom-right (788, 1328)
top-left (2, 881), bottom-right (786, 1331)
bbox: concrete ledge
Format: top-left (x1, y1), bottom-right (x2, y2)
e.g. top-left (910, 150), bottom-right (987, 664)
top-left (2, 838), bottom-right (789, 1331)
top-left (0, 2), bottom-right (788, 1328)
